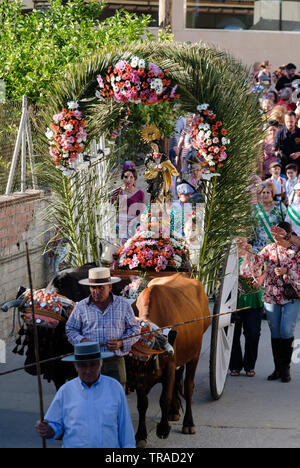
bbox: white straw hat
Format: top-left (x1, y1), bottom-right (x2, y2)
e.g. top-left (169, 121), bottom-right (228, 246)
top-left (78, 267), bottom-right (121, 286)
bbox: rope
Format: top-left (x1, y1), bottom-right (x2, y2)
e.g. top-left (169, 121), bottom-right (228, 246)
top-left (0, 306), bottom-right (249, 378)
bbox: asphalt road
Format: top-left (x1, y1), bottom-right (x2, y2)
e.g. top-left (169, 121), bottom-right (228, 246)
top-left (1, 319), bottom-right (300, 449)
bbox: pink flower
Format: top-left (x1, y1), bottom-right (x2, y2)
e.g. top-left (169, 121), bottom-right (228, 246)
top-left (97, 75), bottom-right (104, 88)
top-left (129, 254), bottom-right (140, 269)
top-left (115, 60), bottom-right (128, 72)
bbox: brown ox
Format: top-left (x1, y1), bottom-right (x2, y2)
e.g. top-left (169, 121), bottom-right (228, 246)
top-left (129, 273), bottom-right (210, 447)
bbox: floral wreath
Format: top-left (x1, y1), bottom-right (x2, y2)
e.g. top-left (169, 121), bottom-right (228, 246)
top-left (96, 55), bottom-right (179, 105)
top-left (46, 101), bottom-right (87, 171)
top-left (191, 104), bottom-right (230, 171)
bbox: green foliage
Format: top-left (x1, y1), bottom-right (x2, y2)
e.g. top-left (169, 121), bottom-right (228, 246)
top-left (0, 0), bottom-right (153, 101)
top-left (115, 101), bottom-right (182, 163)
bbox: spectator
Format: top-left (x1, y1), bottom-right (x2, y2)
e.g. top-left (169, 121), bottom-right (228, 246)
top-left (276, 88), bottom-right (296, 112)
top-left (258, 61), bottom-right (272, 84)
top-left (230, 255), bottom-right (264, 378)
top-left (267, 162), bottom-right (286, 202)
top-left (266, 89), bottom-right (278, 105)
top-left (273, 65), bottom-right (286, 84)
top-left (175, 113), bottom-right (195, 178)
top-left (35, 342), bottom-right (136, 448)
top-left (65, 267), bottom-right (141, 387)
top-left (112, 161), bottom-right (145, 241)
top-left (288, 175), bottom-right (300, 205)
top-left (285, 163), bottom-right (299, 199)
top-left (188, 160), bottom-right (206, 191)
top-left (261, 124), bottom-right (279, 179)
top-left (276, 63), bottom-right (300, 92)
top-left (240, 222), bottom-right (300, 383)
top-left (251, 181), bottom-right (286, 253)
top-left (273, 111), bottom-right (300, 173)
top-left (268, 105), bottom-right (286, 127)
top-left (285, 183), bottom-right (300, 236)
top-left (172, 182), bottom-right (195, 238)
top-left (261, 99), bottom-right (274, 123)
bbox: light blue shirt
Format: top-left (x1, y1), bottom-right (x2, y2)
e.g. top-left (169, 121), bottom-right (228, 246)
top-left (45, 375), bottom-right (136, 448)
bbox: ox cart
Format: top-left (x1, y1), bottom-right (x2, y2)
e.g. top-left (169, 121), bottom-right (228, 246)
top-left (111, 233), bottom-right (239, 402)
top-left (1, 43), bottom-right (261, 445)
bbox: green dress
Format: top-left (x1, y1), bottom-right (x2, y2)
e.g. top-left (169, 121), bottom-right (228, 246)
top-left (238, 258), bottom-right (263, 309)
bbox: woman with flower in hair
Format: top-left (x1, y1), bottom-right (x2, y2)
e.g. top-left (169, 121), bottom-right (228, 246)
top-left (112, 161), bottom-right (145, 242)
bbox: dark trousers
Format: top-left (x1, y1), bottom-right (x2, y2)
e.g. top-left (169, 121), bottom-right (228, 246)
top-left (230, 307), bottom-right (263, 372)
top-left (101, 356), bottom-right (126, 387)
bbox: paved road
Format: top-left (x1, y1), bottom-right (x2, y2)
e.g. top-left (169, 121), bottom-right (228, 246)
top-left (1, 319), bottom-right (300, 448)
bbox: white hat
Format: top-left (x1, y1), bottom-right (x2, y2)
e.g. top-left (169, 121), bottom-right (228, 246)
top-left (177, 183), bottom-right (195, 195)
top-left (78, 267), bottom-right (121, 286)
top-left (294, 183), bottom-right (300, 191)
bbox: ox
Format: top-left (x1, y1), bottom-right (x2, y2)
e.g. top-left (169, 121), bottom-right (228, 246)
top-left (128, 273), bottom-right (210, 447)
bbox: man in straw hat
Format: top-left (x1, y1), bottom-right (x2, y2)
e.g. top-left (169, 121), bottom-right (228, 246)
top-left (65, 268), bottom-right (140, 387)
top-left (36, 342), bottom-right (136, 448)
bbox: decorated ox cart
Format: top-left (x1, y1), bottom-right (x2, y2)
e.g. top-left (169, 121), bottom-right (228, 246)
top-left (1, 42), bottom-right (262, 442)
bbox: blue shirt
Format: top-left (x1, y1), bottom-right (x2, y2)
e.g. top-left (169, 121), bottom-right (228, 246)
top-left (45, 375), bottom-right (136, 448)
top-left (65, 294), bottom-right (140, 356)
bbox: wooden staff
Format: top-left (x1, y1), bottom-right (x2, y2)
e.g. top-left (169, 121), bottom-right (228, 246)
top-left (0, 306), bottom-right (250, 378)
top-left (25, 242), bottom-right (46, 449)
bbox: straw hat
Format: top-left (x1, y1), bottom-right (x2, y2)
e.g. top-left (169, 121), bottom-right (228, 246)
top-left (78, 267), bottom-right (121, 286)
top-left (62, 342), bottom-right (114, 362)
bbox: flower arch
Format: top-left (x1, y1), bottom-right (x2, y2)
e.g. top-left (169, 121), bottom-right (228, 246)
top-left (37, 42), bottom-right (263, 281)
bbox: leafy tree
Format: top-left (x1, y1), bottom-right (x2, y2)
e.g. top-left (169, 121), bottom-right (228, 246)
top-left (0, 0), bottom-right (154, 101)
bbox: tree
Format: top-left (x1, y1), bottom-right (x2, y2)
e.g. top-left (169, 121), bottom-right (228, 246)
top-left (0, 0), bottom-right (154, 101)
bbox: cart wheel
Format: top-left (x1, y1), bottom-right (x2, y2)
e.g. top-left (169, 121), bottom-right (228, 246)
top-left (209, 241), bottom-right (239, 400)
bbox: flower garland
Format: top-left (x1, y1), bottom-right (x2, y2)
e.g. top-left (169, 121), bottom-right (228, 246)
top-left (46, 101), bottom-right (87, 168)
top-left (121, 277), bottom-right (148, 300)
top-left (96, 56), bottom-right (179, 105)
top-left (116, 229), bottom-right (190, 273)
top-left (191, 104), bottom-right (230, 171)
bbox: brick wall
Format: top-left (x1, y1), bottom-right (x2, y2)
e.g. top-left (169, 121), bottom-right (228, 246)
top-left (0, 190), bottom-right (53, 341)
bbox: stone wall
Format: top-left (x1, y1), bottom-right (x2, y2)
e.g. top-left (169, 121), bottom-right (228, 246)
top-left (0, 190), bottom-right (52, 341)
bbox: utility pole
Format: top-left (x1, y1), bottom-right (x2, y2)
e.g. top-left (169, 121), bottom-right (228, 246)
top-left (159, 0), bottom-right (173, 31)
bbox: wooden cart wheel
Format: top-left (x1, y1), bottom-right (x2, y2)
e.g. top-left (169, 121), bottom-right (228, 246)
top-left (209, 241), bottom-right (239, 400)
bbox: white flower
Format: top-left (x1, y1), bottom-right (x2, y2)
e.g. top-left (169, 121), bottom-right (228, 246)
top-left (205, 154), bottom-right (213, 161)
top-left (64, 124), bottom-right (73, 131)
top-left (45, 128), bottom-right (54, 140)
top-left (208, 161), bottom-right (215, 167)
top-left (205, 131), bottom-right (211, 138)
top-left (130, 56), bottom-right (139, 68)
top-left (95, 90), bottom-right (104, 101)
top-left (67, 101), bottom-right (79, 110)
top-left (197, 103), bottom-right (209, 111)
top-left (138, 59), bottom-right (145, 69)
top-left (203, 123), bottom-right (210, 131)
top-left (173, 254), bottom-right (182, 267)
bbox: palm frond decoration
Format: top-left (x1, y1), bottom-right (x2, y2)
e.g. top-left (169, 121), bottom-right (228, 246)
top-left (34, 42), bottom-right (263, 284)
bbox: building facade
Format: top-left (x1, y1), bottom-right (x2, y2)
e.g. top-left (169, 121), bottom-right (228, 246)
top-left (20, 0), bottom-right (300, 72)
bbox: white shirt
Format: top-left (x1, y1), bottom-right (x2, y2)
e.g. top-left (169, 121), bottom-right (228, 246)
top-left (286, 177), bottom-right (298, 198)
top-left (268, 176), bottom-right (286, 196)
top-left (45, 375), bottom-right (136, 448)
